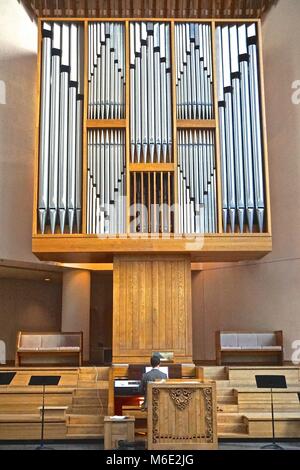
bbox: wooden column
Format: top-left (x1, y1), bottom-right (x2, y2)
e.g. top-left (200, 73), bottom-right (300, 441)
top-left (113, 254), bottom-right (192, 364)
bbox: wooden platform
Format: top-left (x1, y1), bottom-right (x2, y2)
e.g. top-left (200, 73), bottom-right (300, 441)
top-left (121, 366), bottom-right (300, 440)
top-left (0, 367), bottom-right (112, 440)
top-left (1, 365), bottom-right (300, 440)
top-left (201, 366), bottom-right (300, 438)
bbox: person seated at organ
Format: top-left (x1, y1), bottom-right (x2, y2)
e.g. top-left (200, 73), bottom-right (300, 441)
top-left (139, 355), bottom-right (167, 409)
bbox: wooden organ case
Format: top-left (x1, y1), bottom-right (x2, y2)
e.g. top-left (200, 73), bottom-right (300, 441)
top-left (33, 17), bottom-right (272, 363)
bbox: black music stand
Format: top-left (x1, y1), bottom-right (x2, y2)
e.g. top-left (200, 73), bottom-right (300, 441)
top-left (0, 372), bottom-right (16, 385)
top-left (255, 375), bottom-right (287, 450)
top-left (29, 375), bottom-right (61, 450)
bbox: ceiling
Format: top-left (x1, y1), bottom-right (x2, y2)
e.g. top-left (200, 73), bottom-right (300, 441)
top-left (0, 265), bottom-right (62, 282)
top-left (20, 0), bottom-right (278, 19)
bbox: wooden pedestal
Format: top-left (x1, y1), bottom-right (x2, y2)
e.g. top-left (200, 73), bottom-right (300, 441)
top-left (104, 416), bottom-right (135, 450)
top-left (113, 255), bottom-right (192, 364)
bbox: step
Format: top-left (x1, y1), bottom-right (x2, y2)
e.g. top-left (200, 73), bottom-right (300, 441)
top-left (217, 414), bottom-right (245, 424)
top-left (77, 381), bottom-right (97, 388)
top-left (66, 433), bottom-right (103, 439)
top-left (219, 431), bottom-right (249, 438)
top-left (217, 404), bottom-right (239, 413)
top-left (217, 397), bottom-right (236, 404)
top-left (238, 402), bottom-right (300, 411)
top-left (67, 424), bottom-right (104, 435)
top-left (74, 388), bottom-right (108, 397)
top-left (67, 414), bottom-right (104, 425)
top-left (69, 405), bottom-right (105, 415)
top-left (245, 413), bottom-right (300, 438)
top-left (201, 367), bottom-right (228, 380)
top-left (217, 423), bottom-right (248, 434)
top-left (228, 367), bottom-right (300, 384)
top-left (217, 388), bottom-right (234, 397)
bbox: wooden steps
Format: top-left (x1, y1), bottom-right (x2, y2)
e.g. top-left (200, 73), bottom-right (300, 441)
top-left (228, 366), bottom-right (300, 384)
top-left (200, 366), bottom-right (228, 381)
top-left (245, 413), bottom-right (300, 438)
top-left (0, 366), bottom-right (110, 440)
top-left (65, 368), bottom-right (109, 439)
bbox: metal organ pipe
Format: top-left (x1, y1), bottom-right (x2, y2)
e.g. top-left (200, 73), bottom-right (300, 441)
top-left (86, 130), bottom-right (126, 235)
top-left (215, 22), bottom-right (265, 233)
top-left (130, 22), bottom-right (172, 164)
top-left (38, 22), bottom-right (52, 234)
top-left (174, 23), bottom-right (214, 120)
top-left (177, 130), bottom-right (217, 234)
top-left (88, 22), bottom-right (125, 120)
top-left (38, 22), bottom-right (84, 234)
top-left (37, 20), bottom-right (266, 239)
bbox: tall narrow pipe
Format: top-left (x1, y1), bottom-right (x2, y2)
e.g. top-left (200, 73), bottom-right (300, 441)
top-left (58, 23), bottom-right (69, 234)
top-left (76, 24), bottom-right (84, 233)
top-left (135, 23), bottom-right (142, 162)
top-left (239, 24), bottom-right (255, 233)
top-left (130, 23), bottom-right (136, 161)
top-left (147, 23), bottom-right (155, 163)
top-left (38, 22), bottom-right (52, 234)
top-left (248, 24), bottom-right (265, 233)
top-left (160, 23), bottom-right (168, 162)
top-left (141, 22), bottom-right (148, 162)
top-left (230, 25), bottom-right (245, 233)
top-left (165, 24), bottom-right (172, 160)
top-left (215, 27), bottom-right (228, 232)
top-left (222, 26), bottom-right (236, 233)
top-left (67, 24), bottom-right (78, 234)
top-left (48, 23), bottom-right (61, 234)
top-left (154, 23), bottom-right (162, 161)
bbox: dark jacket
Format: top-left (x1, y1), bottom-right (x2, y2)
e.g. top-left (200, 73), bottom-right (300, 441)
top-left (139, 368), bottom-right (167, 406)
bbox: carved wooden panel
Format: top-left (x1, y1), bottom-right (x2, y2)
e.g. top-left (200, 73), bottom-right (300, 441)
top-left (113, 255), bottom-right (192, 363)
top-left (148, 381), bottom-right (218, 450)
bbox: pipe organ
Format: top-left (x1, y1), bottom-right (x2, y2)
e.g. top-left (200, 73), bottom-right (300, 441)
top-left (38, 22), bottom-right (84, 235)
top-left (87, 130), bottom-right (126, 235)
top-left (88, 23), bottom-right (125, 119)
top-left (178, 130), bottom-right (217, 234)
top-left (216, 24), bottom-right (265, 234)
top-left (34, 18), bottom-right (271, 262)
top-left (175, 23), bottom-right (214, 120)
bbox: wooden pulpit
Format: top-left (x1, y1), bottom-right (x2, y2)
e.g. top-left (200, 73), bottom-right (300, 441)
top-left (147, 381), bottom-right (218, 450)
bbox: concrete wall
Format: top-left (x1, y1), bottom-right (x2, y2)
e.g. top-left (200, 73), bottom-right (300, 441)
top-left (192, 0), bottom-right (300, 362)
top-left (0, 278), bottom-right (62, 361)
top-left (0, 0), bottom-right (38, 263)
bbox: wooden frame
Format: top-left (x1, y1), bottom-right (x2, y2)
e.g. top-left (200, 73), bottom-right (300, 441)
top-left (215, 330), bottom-right (284, 366)
top-left (32, 17), bottom-right (272, 262)
top-left (15, 331), bottom-right (83, 367)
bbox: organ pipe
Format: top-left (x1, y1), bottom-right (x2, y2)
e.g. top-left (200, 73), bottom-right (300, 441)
top-left (38, 20), bottom-right (267, 238)
top-left (38, 22), bottom-right (84, 234)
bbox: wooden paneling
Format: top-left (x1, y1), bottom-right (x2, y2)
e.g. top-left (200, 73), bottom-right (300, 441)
top-left (21, 1), bottom-right (278, 19)
top-left (147, 381), bottom-right (218, 450)
top-left (177, 119), bottom-right (216, 129)
top-left (113, 255), bottom-right (192, 363)
top-left (33, 234), bottom-right (272, 263)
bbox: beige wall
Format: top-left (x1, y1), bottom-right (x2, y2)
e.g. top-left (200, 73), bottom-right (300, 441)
top-left (0, 278), bottom-right (62, 361)
top-left (90, 272), bottom-right (113, 363)
top-left (0, 0), bottom-right (38, 263)
top-left (192, 0), bottom-right (300, 362)
top-left (61, 270), bottom-right (91, 361)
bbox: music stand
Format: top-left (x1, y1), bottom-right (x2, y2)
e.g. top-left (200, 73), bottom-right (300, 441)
top-left (29, 376), bottom-right (61, 450)
top-left (0, 372), bottom-right (16, 385)
top-left (255, 375), bottom-right (287, 450)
